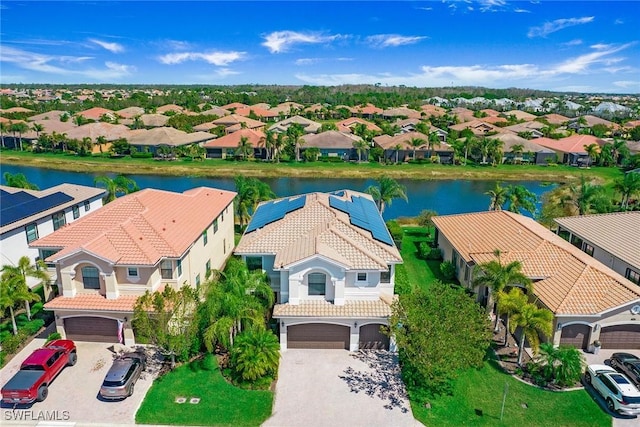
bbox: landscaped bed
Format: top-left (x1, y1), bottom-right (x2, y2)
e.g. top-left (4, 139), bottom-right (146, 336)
top-left (135, 354), bottom-right (273, 427)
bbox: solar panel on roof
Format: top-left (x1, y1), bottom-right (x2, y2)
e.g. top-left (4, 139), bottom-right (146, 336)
top-left (328, 194), bottom-right (394, 246)
top-left (245, 195), bottom-right (307, 233)
top-left (0, 191), bottom-right (74, 227)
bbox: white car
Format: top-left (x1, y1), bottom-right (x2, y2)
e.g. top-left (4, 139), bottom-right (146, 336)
top-left (585, 364), bottom-right (640, 416)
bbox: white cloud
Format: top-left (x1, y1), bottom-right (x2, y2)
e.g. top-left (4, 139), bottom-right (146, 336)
top-left (561, 39), bottom-right (583, 47)
top-left (514, 8), bottom-right (531, 13)
top-left (613, 80), bottom-right (640, 89)
top-left (528, 16), bottom-right (594, 38)
top-left (0, 46), bottom-right (133, 80)
top-left (158, 51), bottom-right (245, 66)
top-left (417, 7), bottom-right (433, 11)
top-left (261, 31), bottom-right (341, 53)
top-left (295, 43), bottom-right (635, 89)
top-left (477, 0), bottom-right (507, 12)
top-left (215, 68), bottom-right (240, 77)
top-left (295, 57), bottom-right (354, 66)
top-left (615, 19), bottom-right (624, 25)
top-left (88, 38), bottom-right (124, 53)
top-left (366, 34), bottom-right (427, 48)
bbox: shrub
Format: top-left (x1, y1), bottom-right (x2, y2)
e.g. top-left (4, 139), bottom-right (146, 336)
top-left (440, 261), bottom-right (456, 280)
top-left (22, 319), bottom-right (45, 335)
top-left (0, 351), bottom-right (5, 368)
top-left (230, 329), bottom-right (280, 384)
top-left (45, 332), bottom-right (62, 344)
top-left (2, 330), bottom-right (28, 354)
top-left (131, 152), bottom-right (153, 158)
top-left (419, 243), bottom-right (442, 260)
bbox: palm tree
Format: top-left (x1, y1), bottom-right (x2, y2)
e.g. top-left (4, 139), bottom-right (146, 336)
top-left (236, 136), bottom-right (253, 160)
top-left (496, 287), bottom-right (528, 346)
top-left (428, 131), bottom-right (441, 159)
top-left (505, 185), bottom-right (538, 216)
top-left (95, 136), bottom-right (107, 154)
top-left (509, 302), bottom-right (553, 365)
top-left (473, 250), bottom-right (532, 331)
top-left (614, 172), bottom-right (640, 210)
top-left (485, 182), bottom-right (507, 211)
top-left (562, 176), bottom-right (608, 215)
top-left (511, 144), bottom-right (525, 163)
top-left (229, 329), bottom-right (280, 382)
top-left (10, 122), bottom-right (29, 151)
top-left (234, 175), bottom-right (275, 228)
top-left (262, 130), bottom-right (276, 161)
top-left (365, 175), bottom-right (408, 214)
top-left (0, 274), bottom-right (21, 335)
top-left (393, 143), bottom-right (403, 164)
top-left (0, 121), bottom-right (8, 148)
top-left (353, 139), bottom-right (369, 162)
top-left (535, 343), bottom-right (585, 387)
top-left (610, 138), bottom-right (630, 166)
top-left (583, 143), bottom-right (599, 166)
top-left (273, 133), bottom-right (286, 163)
top-left (31, 123), bottom-right (44, 139)
top-left (286, 123), bottom-right (305, 161)
top-left (407, 136), bottom-right (426, 161)
top-left (1, 256), bottom-right (48, 320)
top-left (94, 174), bottom-right (139, 203)
top-left (3, 172), bottom-right (39, 190)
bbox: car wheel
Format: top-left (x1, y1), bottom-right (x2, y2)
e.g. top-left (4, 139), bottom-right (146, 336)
top-left (606, 398), bottom-right (615, 413)
top-left (37, 386), bottom-right (48, 402)
top-left (67, 351), bottom-right (77, 366)
top-left (585, 372), bottom-right (592, 385)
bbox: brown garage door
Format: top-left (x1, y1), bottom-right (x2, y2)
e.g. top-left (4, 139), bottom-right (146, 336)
top-left (288, 324), bottom-right (350, 349)
top-left (560, 324), bottom-right (590, 349)
top-left (600, 324), bottom-right (640, 349)
top-left (64, 317), bottom-right (119, 343)
top-left (359, 324), bottom-right (390, 350)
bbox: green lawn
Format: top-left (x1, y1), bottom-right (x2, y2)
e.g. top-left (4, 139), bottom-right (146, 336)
top-left (399, 225), bottom-right (610, 427)
top-left (412, 356), bottom-right (609, 427)
top-left (136, 354), bottom-right (273, 427)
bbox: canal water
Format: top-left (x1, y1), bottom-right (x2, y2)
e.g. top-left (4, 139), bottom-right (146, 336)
top-left (0, 164), bottom-right (556, 219)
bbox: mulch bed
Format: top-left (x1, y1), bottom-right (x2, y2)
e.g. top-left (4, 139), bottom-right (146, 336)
top-left (491, 318), bottom-right (532, 375)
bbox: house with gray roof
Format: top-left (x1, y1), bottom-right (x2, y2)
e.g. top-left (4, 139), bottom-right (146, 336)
top-left (235, 190), bottom-right (403, 351)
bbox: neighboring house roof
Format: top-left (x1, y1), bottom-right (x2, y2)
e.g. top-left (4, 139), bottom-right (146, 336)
top-left (233, 106), bottom-right (278, 119)
top-left (116, 107), bottom-right (145, 119)
top-left (542, 113), bottom-right (570, 125)
top-left (199, 107), bottom-right (231, 117)
top-left (31, 187), bottom-right (236, 265)
top-left (571, 115), bottom-right (619, 129)
top-left (373, 131), bottom-right (453, 151)
top-left (382, 107), bottom-right (421, 119)
top-left (354, 104), bottom-right (383, 116)
top-left (482, 116), bottom-right (508, 125)
top-left (420, 104), bottom-right (447, 117)
top-left (202, 128), bottom-right (265, 148)
top-left (432, 211), bottom-right (640, 316)
top-left (624, 120), bottom-right (640, 129)
top-left (554, 212), bottom-right (640, 270)
top-left (450, 107), bottom-right (475, 123)
top-left (140, 113), bottom-right (169, 127)
top-left (77, 107), bottom-right (115, 121)
top-left (128, 127), bottom-right (214, 147)
top-left (44, 294), bottom-right (139, 312)
top-left (534, 134), bottom-right (606, 154)
top-left (65, 122), bottom-right (131, 142)
top-left (449, 120), bottom-right (500, 135)
top-left (301, 131), bottom-right (361, 149)
top-left (480, 109), bottom-right (501, 117)
top-left (504, 121), bottom-right (545, 133)
top-left (27, 110), bottom-right (68, 122)
top-left (0, 184), bottom-right (105, 233)
top-left (156, 104), bottom-right (184, 114)
top-left (504, 110), bottom-right (537, 121)
top-left (269, 115), bottom-right (321, 134)
top-left (212, 114), bottom-right (265, 130)
top-left (490, 133), bottom-right (555, 154)
top-left (269, 102), bottom-right (304, 115)
top-left (220, 102), bottom-right (249, 110)
top-left (1, 107), bottom-right (34, 114)
top-left (335, 118), bottom-right (381, 134)
top-left (235, 191), bottom-right (402, 270)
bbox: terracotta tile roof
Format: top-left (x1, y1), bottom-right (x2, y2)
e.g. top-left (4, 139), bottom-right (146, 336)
top-left (202, 129), bottom-right (265, 148)
top-left (77, 107), bottom-right (115, 121)
top-left (335, 118), bottom-right (382, 134)
top-left (504, 110), bottom-right (537, 121)
top-left (301, 131), bottom-right (361, 149)
top-left (432, 211), bottom-right (640, 315)
top-left (116, 106), bottom-right (145, 119)
top-left (354, 104), bottom-right (383, 115)
top-left (269, 115), bottom-right (321, 133)
top-left (128, 127), bottom-right (214, 147)
top-left (382, 107), bottom-right (421, 119)
top-left (420, 104), bottom-right (447, 117)
top-left (542, 114), bottom-right (570, 125)
top-left (44, 294), bottom-right (138, 312)
top-left (534, 134), bottom-right (606, 154)
top-left (212, 114), bottom-right (265, 130)
top-left (273, 298), bottom-right (393, 318)
top-left (140, 113), bottom-right (169, 127)
top-left (156, 104), bottom-right (184, 114)
top-left (235, 191), bottom-right (402, 270)
top-left (31, 187), bottom-right (236, 265)
top-left (554, 212), bottom-right (640, 269)
top-left (65, 122), bottom-right (132, 142)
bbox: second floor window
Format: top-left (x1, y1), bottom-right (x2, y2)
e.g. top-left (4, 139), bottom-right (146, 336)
top-left (213, 218), bottom-right (219, 233)
top-left (357, 272), bottom-right (367, 282)
top-left (177, 259), bottom-right (182, 277)
top-left (380, 266), bottom-right (391, 283)
top-left (203, 229), bottom-right (208, 245)
top-left (84, 200), bottom-right (91, 211)
top-left (25, 223), bottom-right (39, 243)
top-left (627, 269), bottom-right (640, 285)
top-left (52, 212), bottom-right (66, 230)
top-left (308, 272), bottom-right (326, 296)
top-left (72, 205), bottom-right (80, 219)
top-left (127, 267), bottom-right (138, 278)
top-left (82, 266), bottom-right (100, 289)
top-left (206, 260), bottom-right (211, 276)
top-left (160, 260), bottom-right (173, 279)
top-left (246, 256), bottom-right (263, 271)
top-left (582, 243), bottom-right (594, 257)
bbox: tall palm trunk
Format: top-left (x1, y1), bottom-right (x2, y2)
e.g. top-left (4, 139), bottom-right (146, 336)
top-left (517, 331), bottom-right (526, 366)
top-left (9, 306), bottom-right (18, 335)
top-left (25, 301), bottom-right (32, 321)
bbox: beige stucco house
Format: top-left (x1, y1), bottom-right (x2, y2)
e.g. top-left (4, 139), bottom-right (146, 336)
top-left (33, 187), bottom-right (236, 345)
top-left (432, 211), bottom-right (640, 351)
top-left (235, 190), bottom-right (403, 351)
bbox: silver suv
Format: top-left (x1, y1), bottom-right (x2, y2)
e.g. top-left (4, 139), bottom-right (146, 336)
top-left (585, 364), bottom-right (640, 416)
top-left (99, 352), bottom-right (146, 400)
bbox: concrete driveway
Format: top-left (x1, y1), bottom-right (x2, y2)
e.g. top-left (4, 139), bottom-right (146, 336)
top-left (1, 338), bottom-right (160, 426)
top-left (263, 349), bottom-right (422, 427)
top-left (580, 348), bottom-right (640, 427)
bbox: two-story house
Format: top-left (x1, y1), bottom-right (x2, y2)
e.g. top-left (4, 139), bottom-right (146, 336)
top-left (1, 184), bottom-right (105, 286)
top-left (33, 187), bottom-right (236, 345)
top-left (235, 190), bottom-right (403, 351)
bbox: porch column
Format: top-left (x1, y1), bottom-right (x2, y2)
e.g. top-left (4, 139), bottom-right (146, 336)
top-left (333, 277), bottom-right (345, 306)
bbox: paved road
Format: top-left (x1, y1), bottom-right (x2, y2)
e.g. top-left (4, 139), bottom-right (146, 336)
top-left (263, 349), bottom-right (423, 427)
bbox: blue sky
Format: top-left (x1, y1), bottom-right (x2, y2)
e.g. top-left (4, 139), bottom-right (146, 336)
top-left (1, 1), bottom-right (638, 94)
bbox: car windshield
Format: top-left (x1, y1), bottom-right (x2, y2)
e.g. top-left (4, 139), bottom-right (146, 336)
top-left (21, 365), bottom-right (45, 371)
top-left (623, 395), bottom-right (640, 404)
top-left (102, 379), bottom-right (126, 387)
top-left (611, 374), bottom-right (631, 385)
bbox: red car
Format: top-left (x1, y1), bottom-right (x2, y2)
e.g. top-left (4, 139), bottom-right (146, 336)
top-left (1, 340), bottom-right (76, 405)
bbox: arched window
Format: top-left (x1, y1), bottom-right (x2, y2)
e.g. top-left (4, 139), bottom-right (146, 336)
top-left (82, 266), bottom-right (100, 289)
top-left (308, 272), bottom-right (326, 296)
